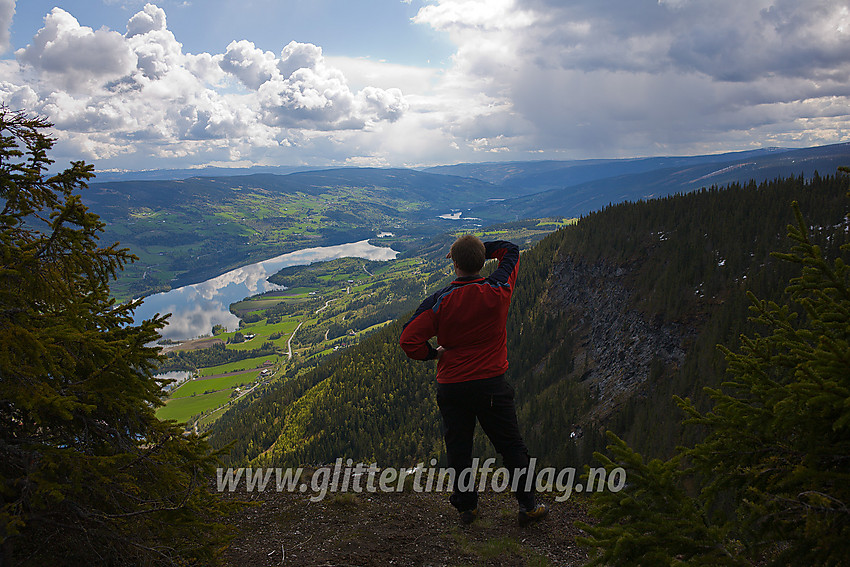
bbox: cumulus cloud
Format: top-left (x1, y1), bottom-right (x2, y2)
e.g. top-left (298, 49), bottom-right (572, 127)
top-left (217, 39), bottom-right (409, 131)
top-left (16, 8), bottom-right (136, 92)
top-left (2, 3), bottom-right (408, 168)
top-left (219, 40), bottom-right (278, 89)
top-left (277, 41), bottom-right (324, 79)
top-left (126, 2), bottom-right (167, 37)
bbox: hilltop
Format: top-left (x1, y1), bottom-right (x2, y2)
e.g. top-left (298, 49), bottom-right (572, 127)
top-left (219, 484), bottom-right (590, 566)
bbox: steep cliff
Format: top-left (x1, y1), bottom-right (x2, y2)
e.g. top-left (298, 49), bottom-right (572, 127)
top-left (546, 257), bottom-right (692, 419)
top-left (511, 174), bottom-right (850, 465)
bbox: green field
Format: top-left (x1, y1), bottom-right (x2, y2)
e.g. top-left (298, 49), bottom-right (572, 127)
top-left (156, 389), bottom-right (233, 424)
top-left (221, 322), bottom-right (298, 351)
top-left (197, 355), bottom-right (278, 376)
top-left (171, 371), bottom-right (261, 397)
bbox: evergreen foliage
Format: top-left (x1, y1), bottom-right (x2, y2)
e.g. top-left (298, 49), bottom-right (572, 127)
top-left (210, 319), bottom-right (446, 467)
top-left (578, 193), bottom-right (850, 565)
top-left (0, 108), bottom-right (235, 565)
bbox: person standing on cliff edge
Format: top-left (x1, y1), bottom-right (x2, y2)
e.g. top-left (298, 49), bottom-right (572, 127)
top-left (399, 234), bottom-right (548, 526)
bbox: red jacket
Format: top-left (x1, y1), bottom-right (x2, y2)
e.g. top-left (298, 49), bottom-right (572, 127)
top-left (399, 241), bottom-right (520, 383)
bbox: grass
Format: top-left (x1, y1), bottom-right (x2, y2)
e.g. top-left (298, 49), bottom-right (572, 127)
top-left (218, 316), bottom-right (300, 349)
top-left (353, 320), bottom-right (393, 337)
top-left (232, 297), bottom-right (285, 311)
top-left (329, 493), bottom-right (360, 507)
top-left (156, 389), bottom-right (233, 424)
top-left (537, 217), bottom-right (577, 227)
top-left (478, 536), bottom-right (524, 559)
top-left (449, 531), bottom-right (551, 566)
top-left (197, 355), bottom-right (277, 377)
top-left (171, 372), bottom-right (260, 397)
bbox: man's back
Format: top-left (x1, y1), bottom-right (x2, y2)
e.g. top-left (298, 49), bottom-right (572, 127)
top-left (400, 240), bottom-right (520, 383)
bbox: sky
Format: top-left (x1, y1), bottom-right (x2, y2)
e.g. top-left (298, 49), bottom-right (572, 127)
top-left (1, 0), bottom-right (850, 172)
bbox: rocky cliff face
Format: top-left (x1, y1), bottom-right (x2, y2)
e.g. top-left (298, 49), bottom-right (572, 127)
top-left (546, 256), bottom-right (694, 419)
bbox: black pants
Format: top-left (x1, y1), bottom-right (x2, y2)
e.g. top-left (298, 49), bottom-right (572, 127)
top-left (436, 374), bottom-right (535, 512)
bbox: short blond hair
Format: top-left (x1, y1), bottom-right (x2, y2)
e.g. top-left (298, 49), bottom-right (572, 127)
top-left (451, 234), bottom-right (485, 274)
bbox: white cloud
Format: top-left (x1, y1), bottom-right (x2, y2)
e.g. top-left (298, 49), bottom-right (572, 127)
top-left (126, 2), bottom-right (166, 37)
top-left (216, 39), bottom-right (410, 132)
top-left (16, 8), bottom-right (136, 92)
top-left (344, 154), bottom-right (391, 167)
top-left (219, 40), bottom-right (278, 89)
top-left (413, 0), bottom-right (535, 31)
top-left (357, 86), bottom-right (407, 123)
top-left (2, 3), bottom-right (410, 169)
top-left (0, 80), bottom-right (38, 111)
top-left (3, 0), bottom-right (850, 169)
top-left (0, 0), bottom-right (14, 55)
top-left (277, 41), bottom-right (323, 79)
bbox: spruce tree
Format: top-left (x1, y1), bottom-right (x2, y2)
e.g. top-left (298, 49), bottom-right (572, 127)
top-left (579, 188), bottom-right (850, 565)
top-left (0, 108), bottom-right (235, 565)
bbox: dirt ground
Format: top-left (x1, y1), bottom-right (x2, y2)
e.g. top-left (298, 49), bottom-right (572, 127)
top-left (219, 481), bottom-right (593, 566)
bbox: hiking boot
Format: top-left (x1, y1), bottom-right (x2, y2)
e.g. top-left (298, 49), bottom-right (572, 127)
top-left (518, 503), bottom-right (548, 527)
top-left (459, 507), bottom-right (478, 525)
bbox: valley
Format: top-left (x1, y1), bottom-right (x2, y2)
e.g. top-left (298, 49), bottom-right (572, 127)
top-left (85, 143), bottom-right (850, 301)
top-left (153, 219), bottom-right (566, 431)
top-left (129, 148), bottom-right (850, 464)
top-left (85, 169), bottom-right (518, 300)
top-left (202, 172), bottom-right (850, 476)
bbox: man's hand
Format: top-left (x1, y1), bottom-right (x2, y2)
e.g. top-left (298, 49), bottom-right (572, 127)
top-left (436, 346), bottom-right (446, 357)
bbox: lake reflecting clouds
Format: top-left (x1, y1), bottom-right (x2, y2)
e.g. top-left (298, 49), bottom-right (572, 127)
top-left (133, 240), bottom-right (398, 340)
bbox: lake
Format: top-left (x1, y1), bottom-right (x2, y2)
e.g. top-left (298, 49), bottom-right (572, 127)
top-left (133, 240), bottom-right (398, 340)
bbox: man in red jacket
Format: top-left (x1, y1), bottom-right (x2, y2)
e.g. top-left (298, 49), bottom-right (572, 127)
top-left (400, 234), bottom-right (548, 526)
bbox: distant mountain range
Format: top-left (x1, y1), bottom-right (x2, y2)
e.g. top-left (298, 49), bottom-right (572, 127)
top-left (84, 142), bottom-right (850, 299)
top-left (425, 143), bottom-right (850, 219)
top-left (90, 165), bottom-right (315, 183)
top-left (93, 142), bottom-right (850, 221)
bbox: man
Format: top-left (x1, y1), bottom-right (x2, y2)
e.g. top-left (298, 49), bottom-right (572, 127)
top-left (400, 234), bottom-right (548, 526)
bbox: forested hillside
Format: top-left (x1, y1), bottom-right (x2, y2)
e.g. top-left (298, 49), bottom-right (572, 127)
top-left (512, 173), bottom-right (849, 465)
top-left (208, 173), bottom-right (850, 469)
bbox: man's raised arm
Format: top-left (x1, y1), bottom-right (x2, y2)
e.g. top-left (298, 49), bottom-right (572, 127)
top-left (484, 240), bottom-right (520, 288)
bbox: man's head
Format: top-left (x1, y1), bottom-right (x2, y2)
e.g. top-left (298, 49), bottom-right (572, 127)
top-left (450, 234), bottom-right (485, 276)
